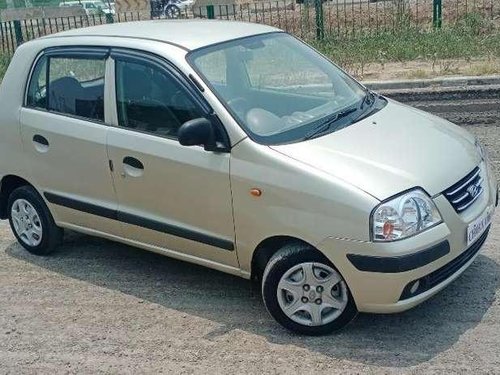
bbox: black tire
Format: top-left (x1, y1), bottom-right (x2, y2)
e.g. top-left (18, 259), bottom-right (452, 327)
top-left (262, 243), bottom-right (357, 335)
top-left (164, 5), bottom-right (180, 19)
top-left (7, 185), bottom-right (63, 255)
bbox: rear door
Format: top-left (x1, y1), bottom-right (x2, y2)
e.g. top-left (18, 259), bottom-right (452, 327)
top-left (20, 47), bottom-right (121, 235)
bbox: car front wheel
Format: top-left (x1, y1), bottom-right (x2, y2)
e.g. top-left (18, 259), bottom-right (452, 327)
top-left (262, 244), bottom-right (357, 335)
top-left (164, 5), bottom-right (180, 18)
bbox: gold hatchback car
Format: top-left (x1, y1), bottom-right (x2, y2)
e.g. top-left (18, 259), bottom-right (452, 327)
top-left (0, 20), bottom-right (497, 335)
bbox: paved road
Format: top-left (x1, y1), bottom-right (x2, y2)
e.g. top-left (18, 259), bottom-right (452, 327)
top-left (1, 97), bottom-right (500, 373)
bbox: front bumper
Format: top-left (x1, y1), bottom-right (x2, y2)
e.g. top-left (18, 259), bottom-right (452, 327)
top-left (317, 161), bottom-right (498, 313)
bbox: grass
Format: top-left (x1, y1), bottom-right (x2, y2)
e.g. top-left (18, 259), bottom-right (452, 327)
top-left (0, 54), bottom-right (10, 82)
top-left (316, 29), bottom-right (500, 64)
top-left (312, 13), bottom-right (500, 77)
top-left (0, 14), bottom-right (499, 82)
top-left (466, 61), bottom-right (500, 76)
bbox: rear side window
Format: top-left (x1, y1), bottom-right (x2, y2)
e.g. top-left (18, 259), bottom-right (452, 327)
top-left (26, 54), bottom-right (106, 122)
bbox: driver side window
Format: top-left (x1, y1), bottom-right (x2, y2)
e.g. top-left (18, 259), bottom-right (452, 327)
top-left (115, 59), bottom-right (203, 139)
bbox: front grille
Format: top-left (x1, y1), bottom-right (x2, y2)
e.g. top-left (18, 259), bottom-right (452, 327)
top-left (443, 167), bottom-right (483, 213)
top-left (400, 226), bottom-right (489, 300)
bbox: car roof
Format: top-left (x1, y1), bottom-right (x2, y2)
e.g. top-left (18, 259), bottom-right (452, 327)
top-left (48, 20), bottom-right (281, 51)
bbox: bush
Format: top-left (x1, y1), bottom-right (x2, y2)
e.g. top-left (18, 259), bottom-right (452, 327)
top-left (0, 54), bottom-right (11, 82)
top-left (453, 12), bottom-right (495, 36)
top-left (312, 21), bottom-right (500, 75)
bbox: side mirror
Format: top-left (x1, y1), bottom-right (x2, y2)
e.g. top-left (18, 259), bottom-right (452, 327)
top-left (178, 118), bottom-right (217, 151)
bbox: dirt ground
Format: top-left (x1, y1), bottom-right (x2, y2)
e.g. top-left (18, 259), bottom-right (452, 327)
top-left (0, 107), bottom-right (500, 373)
top-left (351, 57), bottom-right (500, 81)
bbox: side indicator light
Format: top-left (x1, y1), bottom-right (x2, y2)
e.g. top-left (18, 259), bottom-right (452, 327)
top-left (250, 188), bottom-right (262, 197)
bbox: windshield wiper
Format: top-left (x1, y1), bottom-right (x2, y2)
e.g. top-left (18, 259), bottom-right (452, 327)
top-left (303, 106), bottom-right (357, 140)
top-left (351, 90), bottom-right (382, 123)
top-left (359, 89), bottom-right (376, 111)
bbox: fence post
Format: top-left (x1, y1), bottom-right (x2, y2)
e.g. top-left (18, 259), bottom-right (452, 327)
top-left (13, 20), bottom-right (23, 46)
top-left (206, 5), bottom-right (215, 19)
top-left (433, 0), bottom-right (442, 29)
top-left (105, 13), bottom-right (114, 24)
top-left (314, 0), bottom-right (324, 40)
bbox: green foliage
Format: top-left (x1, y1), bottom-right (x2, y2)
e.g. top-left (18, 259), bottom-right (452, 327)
top-left (312, 19), bottom-right (500, 74)
top-left (453, 12), bottom-right (494, 36)
top-left (0, 53), bottom-right (11, 82)
top-left (0, 13), bottom-right (498, 83)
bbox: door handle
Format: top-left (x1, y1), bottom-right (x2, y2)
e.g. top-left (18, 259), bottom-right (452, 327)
top-left (123, 156), bottom-right (144, 169)
top-left (32, 134), bottom-right (49, 152)
top-left (122, 156), bottom-right (144, 177)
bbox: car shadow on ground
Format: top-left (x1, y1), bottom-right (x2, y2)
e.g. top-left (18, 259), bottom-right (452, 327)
top-left (5, 230), bottom-right (500, 368)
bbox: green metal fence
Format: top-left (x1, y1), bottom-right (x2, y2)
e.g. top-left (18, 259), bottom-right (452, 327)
top-left (1, 0), bottom-right (498, 55)
top-left (196, 0), bottom-right (497, 39)
top-left (0, 12), bottom-right (143, 54)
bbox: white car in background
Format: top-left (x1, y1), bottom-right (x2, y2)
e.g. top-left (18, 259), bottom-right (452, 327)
top-left (163, 0), bottom-right (195, 18)
top-left (59, 1), bottom-right (115, 16)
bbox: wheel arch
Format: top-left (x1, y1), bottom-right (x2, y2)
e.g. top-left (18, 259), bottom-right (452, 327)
top-left (0, 175), bottom-right (35, 219)
top-left (250, 235), bottom-right (327, 283)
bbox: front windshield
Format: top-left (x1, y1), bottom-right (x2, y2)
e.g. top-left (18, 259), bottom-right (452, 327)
top-left (188, 33), bottom-right (369, 145)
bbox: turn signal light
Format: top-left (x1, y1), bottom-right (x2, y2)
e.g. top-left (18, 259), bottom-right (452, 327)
top-left (383, 221), bottom-right (394, 238)
top-left (250, 188), bottom-right (262, 197)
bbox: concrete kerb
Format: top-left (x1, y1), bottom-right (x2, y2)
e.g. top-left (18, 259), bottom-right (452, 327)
top-left (362, 76), bottom-right (500, 104)
top-left (363, 75), bottom-right (500, 92)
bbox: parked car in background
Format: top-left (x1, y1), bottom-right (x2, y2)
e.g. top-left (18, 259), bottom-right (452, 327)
top-left (151, 0), bottom-right (194, 18)
top-left (0, 21), bottom-right (496, 335)
top-left (59, 1), bottom-right (115, 16)
top-left (164, 0), bottom-right (194, 18)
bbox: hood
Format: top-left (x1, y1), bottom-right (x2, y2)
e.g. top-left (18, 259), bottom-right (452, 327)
top-left (271, 100), bottom-right (480, 201)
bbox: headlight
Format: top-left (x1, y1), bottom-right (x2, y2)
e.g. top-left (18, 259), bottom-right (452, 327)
top-left (371, 189), bottom-right (442, 242)
top-left (475, 138), bottom-right (488, 162)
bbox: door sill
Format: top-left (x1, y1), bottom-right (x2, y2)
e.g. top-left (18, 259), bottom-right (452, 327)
top-left (57, 222), bottom-right (250, 279)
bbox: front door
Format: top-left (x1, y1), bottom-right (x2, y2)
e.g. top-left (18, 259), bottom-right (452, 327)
top-left (106, 51), bottom-right (238, 267)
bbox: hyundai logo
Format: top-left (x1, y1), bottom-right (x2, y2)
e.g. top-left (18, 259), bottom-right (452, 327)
top-left (467, 184), bottom-right (480, 198)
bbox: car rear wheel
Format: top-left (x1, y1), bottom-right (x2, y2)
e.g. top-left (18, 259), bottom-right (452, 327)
top-left (262, 244), bottom-right (357, 335)
top-left (7, 186), bottom-right (63, 255)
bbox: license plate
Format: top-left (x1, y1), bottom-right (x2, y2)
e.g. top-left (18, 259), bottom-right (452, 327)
top-left (467, 207), bottom-right (494, 246)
